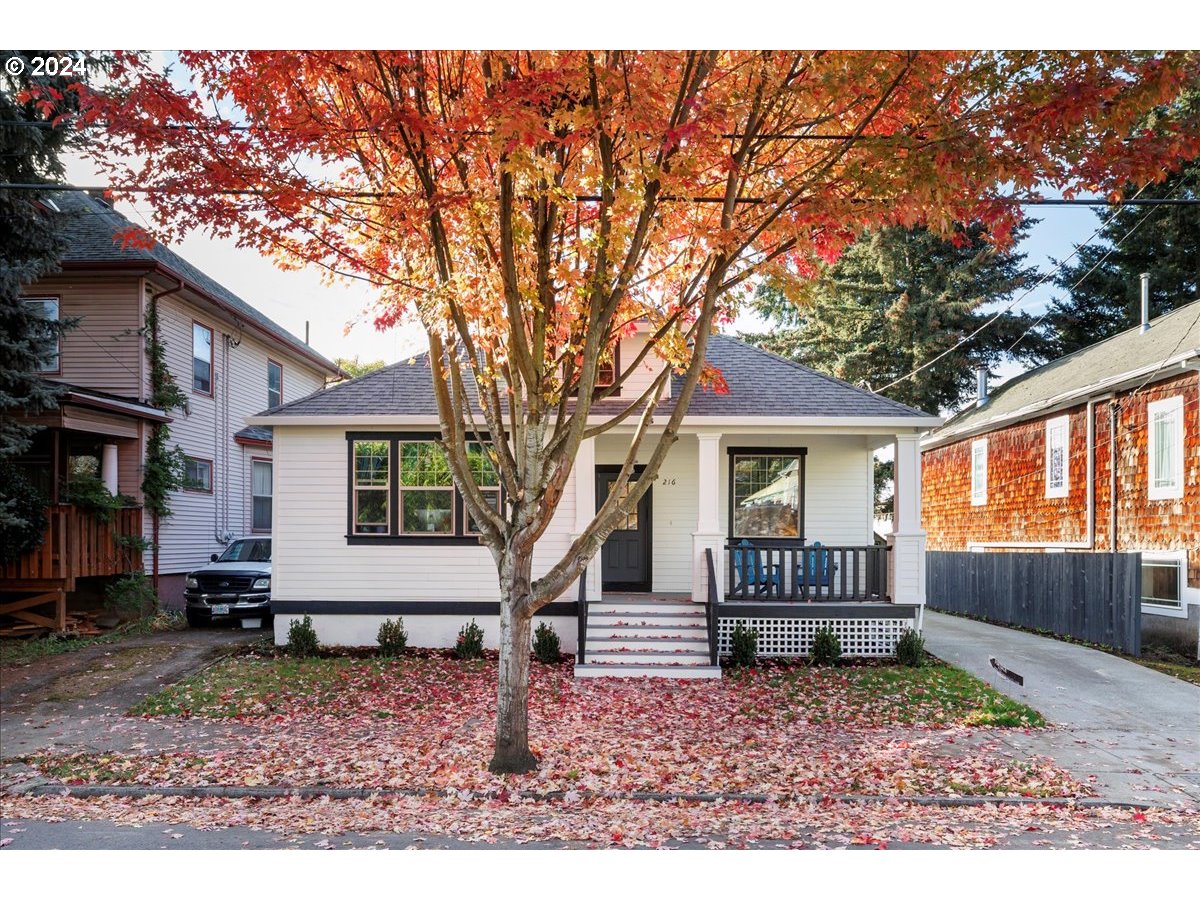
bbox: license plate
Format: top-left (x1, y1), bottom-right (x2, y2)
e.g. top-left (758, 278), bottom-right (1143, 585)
top-left (211, 604), bottom-right (231, 615)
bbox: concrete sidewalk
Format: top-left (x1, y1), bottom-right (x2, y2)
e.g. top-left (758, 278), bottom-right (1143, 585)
top-left (924, 610), bottom-right (1200, 807)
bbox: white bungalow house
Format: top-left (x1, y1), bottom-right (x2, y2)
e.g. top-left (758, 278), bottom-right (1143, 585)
top-left (248, 326), bottom-right (939, 677)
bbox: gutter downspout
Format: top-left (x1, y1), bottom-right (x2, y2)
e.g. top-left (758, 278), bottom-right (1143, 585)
top-left (1110, 400), bottom-right (1120, 553)
top-left (148, 277), bottom-right (185, 595)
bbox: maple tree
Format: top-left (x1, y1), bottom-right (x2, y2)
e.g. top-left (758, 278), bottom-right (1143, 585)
top-left (56, 50), bottom-right (1200, 772)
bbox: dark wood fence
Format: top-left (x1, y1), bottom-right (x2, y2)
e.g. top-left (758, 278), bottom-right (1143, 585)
top-left (926, 551), bottom-right (1141, 655)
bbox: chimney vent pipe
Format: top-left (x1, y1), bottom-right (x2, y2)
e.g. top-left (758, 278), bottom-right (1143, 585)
top-left (976, 366), bottom-right (989, 407)
top-left (1140, 272), bottom-right (1151, 333)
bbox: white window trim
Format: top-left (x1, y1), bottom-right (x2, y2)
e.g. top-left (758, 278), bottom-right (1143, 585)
top-left (970, 438), bottom-right (988, 506)
top-left (1146, 396), bottom-right (1184, 501)
top-left (1138, 549), bottom-right (1193, 619)
top-left (1044, 415), bottom-right (1070, 499)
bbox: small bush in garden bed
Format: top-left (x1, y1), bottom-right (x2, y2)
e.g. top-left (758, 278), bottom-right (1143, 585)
top-left (895, 628), bottom-right (925, 667)
top-left (810, 625), bottom-right (841, 666)
top-left (729, 622), bottom-right (759, 668)
top-left (532, 622), bottom-right (560, 663)
top-left (456, 619), bottom-right (485, 660)
top-left (285, 615), bottom-right (320, 657)
top-left (376, 617), bottom-right (408, 657)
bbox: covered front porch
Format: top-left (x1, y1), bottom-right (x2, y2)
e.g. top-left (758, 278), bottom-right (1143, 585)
top-left (571, 426), bottom-right (929, 672)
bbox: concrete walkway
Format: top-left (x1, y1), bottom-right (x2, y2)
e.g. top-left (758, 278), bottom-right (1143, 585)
top-left (924, 610), bottom-right (1200, 807)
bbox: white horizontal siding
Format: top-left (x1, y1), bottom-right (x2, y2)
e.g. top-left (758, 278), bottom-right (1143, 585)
top-left (154, 294), bottom-right (329, 573)
top-left (272, 427), bottom-right (577, 603)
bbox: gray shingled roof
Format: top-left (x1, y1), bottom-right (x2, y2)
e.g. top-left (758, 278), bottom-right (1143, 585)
top-left (260, 334), bottom-right (935, 421)
top-left (54, 191), bottom-right (342, 375)
top-left (930, 298), bottom-right (1200, 445)
top-left (235, 425), bottom-right (274, 444)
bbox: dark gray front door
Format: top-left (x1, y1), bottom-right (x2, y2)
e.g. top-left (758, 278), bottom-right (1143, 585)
top-left (597, 467), bottom-right (652, 591)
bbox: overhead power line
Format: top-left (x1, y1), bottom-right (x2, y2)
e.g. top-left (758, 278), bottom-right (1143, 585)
top-left (4, 182), bottom-right (1199, 207)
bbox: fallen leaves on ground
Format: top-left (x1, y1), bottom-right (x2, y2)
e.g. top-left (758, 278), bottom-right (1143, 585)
top-left (25, 656), bottom-right (1077, 800)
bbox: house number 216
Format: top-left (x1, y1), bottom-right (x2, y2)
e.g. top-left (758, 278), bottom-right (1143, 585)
top-left (660, 477), bottom-right (676, 486)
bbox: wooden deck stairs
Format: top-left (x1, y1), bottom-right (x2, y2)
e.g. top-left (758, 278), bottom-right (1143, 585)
top-left (573, 594), bottom-right (722, 679)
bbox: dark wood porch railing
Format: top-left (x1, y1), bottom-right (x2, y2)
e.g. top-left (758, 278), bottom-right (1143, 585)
top-left (2, 504), bottom-right (144, 590)
top-left (723, 539), bottom-right (889, 602)
top-left (576, 565), bottom-right (588, 664)
top-left (704, 547), bottom-right (719, 664)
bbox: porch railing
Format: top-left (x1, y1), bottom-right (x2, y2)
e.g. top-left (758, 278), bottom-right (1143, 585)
top-left (704, 547), bottom-right (719, 664)
top-left (1, 504), bottom-right (143, 589)
top-left (576, 565), bottom-right (588, 664)
top-left (723, 539), bottom-right (889, 602)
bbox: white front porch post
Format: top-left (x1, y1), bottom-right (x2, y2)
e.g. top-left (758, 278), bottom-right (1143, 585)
top-left (692, 432), bottom-right (724, 604)
top-left (101, 443), bottom-right (119, 495)
top-left (572, 437), bottom-right (602, 598)
top-left (891, 432), bottom-right (928, 624)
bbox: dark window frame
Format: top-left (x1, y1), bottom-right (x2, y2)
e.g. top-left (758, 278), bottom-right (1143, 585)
top-left (22, 295), bottom-right (62, 375)
top-left (345, 431), bottom-right (504, 545)
top-left (251, 456), bottom-right (272, 533)
top-left (727, 446), bottom-right (807, 542)
top-left (191, 320), bottom-right (214, 396)
top-left (183, 455), bottom-right (214, 494)
top-left (267, 358), bottom-right (283, 409)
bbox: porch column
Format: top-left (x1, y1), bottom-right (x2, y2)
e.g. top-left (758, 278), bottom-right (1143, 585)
top-left (572, 437), bottom-right (601, 598)
top-left (101, 443), bottom-right (119, 495)
top-left (692, 432), bottom-right (724, 604)
top-left (890, 432), bottom-right (928, 619)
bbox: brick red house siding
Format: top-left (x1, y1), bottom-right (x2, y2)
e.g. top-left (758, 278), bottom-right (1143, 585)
top-left (922, 370), bottom-right (1199, 589)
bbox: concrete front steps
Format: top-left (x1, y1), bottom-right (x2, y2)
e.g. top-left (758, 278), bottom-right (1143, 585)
top-left (573, 595), bottom-right (722, 679)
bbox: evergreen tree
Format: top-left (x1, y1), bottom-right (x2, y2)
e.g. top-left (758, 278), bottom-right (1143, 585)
top-left (0, 51), bottom-right (85, 560)
top-left (1042, 165), bottom-right (1199, 357)
top-left (747, 223), bottom-right (1045, 414)
top-left (746, 223), bottom-right (1044, 518)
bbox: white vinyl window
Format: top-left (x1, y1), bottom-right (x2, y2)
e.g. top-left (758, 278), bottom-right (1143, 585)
top-left (1140, 554), bottom-right (1183, 610)
top-left (1147, 396), bottom-right (1184, 501)
top-left (1045, 416), bottom-right (1069, 499)
top-left (252, 460), bottom-right (272, 531)
top-left (970, 439), bottom-right (988, 506)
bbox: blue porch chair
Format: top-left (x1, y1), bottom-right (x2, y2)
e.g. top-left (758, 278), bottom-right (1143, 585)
top-left (732, 539), bottom-right (781, 597)
top-left (797, 541), bottom-right (838, 596)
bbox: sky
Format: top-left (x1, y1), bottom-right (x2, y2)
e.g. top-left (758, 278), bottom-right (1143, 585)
top-left (63, 141), bottom-right (1110, 389)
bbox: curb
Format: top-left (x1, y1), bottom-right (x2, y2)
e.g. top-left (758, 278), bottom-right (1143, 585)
top-left (5, 781), bottom-right (1164, 811)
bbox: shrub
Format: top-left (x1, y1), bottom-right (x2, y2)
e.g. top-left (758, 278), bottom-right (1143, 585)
top-left (377, 617), bottom-right (408, 656)
top-left (895, 627), bottom-right (925, 667)
top-left (60, 472), bottom-right (135, 524)
top-left (810, 625), bottom-right (841, 666)
top-left (456, 619), bottom-right (485, 660)
top-left (532, 622), bottom-right (561, 663)
top-left (286, 615), bottom-right (320, 657)
top-left (103, 572), bottom-right (158, 619)
top-left (729, 622), bottom-right (759, 668)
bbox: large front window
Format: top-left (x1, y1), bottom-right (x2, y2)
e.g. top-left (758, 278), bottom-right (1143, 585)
top-left (348, 434), bottom-right (503, 541)
top-left (730, 450), bottom-right (805, 538)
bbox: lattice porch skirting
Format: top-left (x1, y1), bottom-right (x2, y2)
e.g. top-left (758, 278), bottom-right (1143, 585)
top-left (717, 616), bottom-right (909, 658)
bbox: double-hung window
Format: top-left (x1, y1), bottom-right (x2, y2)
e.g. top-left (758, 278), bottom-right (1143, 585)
top-left (348, 434), bottom-right (504, 541)
top-left (183, 456), bottom-right (213, 493)
top-left (192, 322), bottom-right (213, 394)
top-left (252, 460), bottom-right (273, 531)
top-left (267, 359), bottom-right (283, 409)
top-left (352, 440), bottom-right (390, 534)
top-left (1045, 416), bottom-right (1069, 499)
top-left (24, 298), bottom-right (60, 373)
top-left (1147, 396), bottom-right (1184, 501)
top-left (971, 439), bottom-right (988, 506)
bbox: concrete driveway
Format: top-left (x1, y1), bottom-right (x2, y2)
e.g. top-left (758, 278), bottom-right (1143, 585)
top-left (924, 610), bottom-right (1200, 807)
top-left (1, 626), bottom-right (261, 761)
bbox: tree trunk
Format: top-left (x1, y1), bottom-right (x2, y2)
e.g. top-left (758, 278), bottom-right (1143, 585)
top-left (489, 597), bottom-right (538, 774)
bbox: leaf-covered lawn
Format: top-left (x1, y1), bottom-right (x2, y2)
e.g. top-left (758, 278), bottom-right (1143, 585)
top-left (23, 654), bottom-right (1074, 802)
